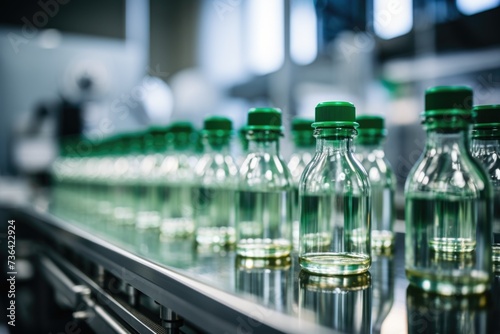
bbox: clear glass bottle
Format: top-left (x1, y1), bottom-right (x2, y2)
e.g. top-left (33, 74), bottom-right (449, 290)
top-left (159, 121), bottom-right (197, 239)
top-left (355, 115), bottom-right (396, 250)
top-left (236, 108), bottom-right (294, 258)
top-left (288, 118), bottom-right (315, 249)
top-left (405, 86), bottom-right (492, 295)
top-left (298, 271), bottom-right (371, 333)
top-left (136, 126), bottom-right (169, 231)
top-left (471, 104), bottom-right (500, 271)
top-left (194, 116), bottom-right (238, 247)
top-left (299, 101), bottom-right (371, 275)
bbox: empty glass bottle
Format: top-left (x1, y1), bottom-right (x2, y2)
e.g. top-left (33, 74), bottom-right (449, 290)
top-left (194, 116), bottom-right (238, 247)
top-left (355, 116), bottom-right (396, 249)
top-left (159, 122), bottom-right (197, 239)
top-left (299, 101), bottom-right (371, 275)
top-left (236, 108), bottom-right (294, 258)
top-left (471, 104), bottom-right (500, 271)
top-left (405, 86), bottom-right (492, 295)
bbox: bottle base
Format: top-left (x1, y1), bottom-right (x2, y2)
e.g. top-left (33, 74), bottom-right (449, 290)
top-left (237, 238), bottom-right (291, 258)
top-left (405, 268), bottom-right (490, 295)
top-left (299, 252), bottom-right (371, 275)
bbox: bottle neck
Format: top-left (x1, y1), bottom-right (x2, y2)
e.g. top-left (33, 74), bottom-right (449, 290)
top-left (314, 128), bottom-right (356, 153)
top-left (247, 131), bottom-right (281, 155)
top-left (471, 137), bottom-right (500, 155)
top-left (425, 128), bottom-right (469, 153)
top-left (203, 135), bottom-right (231, 154)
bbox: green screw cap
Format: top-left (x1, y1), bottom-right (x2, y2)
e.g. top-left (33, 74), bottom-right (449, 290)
top-left (246, 108), bottom-right (282, 131)
top-left (424, 86), bottom-right (473, 115)
top-left (356, 115), bottom-right (384, 129)
top-left (203, 116), bottom-right (233, 131)
top-left (169, 121), bottom-right (195, 133)
top-left (473, 105), bottom-right (500, 126)
top-left (292, 118), bottom-right (314, 131)
top-left (313, 101), bottom-right (358, 128)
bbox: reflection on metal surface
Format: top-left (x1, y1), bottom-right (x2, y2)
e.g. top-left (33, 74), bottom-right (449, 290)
top-left (298, 271), bottom-right (372, 333)
top-left (406, 285), bottom-right (489, 334)
top-left (371, 251), bottom-right (395, 334)
top-left (235, 256), bottom-right (292, 313)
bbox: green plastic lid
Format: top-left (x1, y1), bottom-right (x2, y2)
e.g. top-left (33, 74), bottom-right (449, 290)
top-left (246, 108), bottom-right (282, 131)
top-left (169, 121), bottom-right (195, 133)
top-left (313, 101), bottom-right (358, 128)
top-left (473, 105), bottom-right (500, 126)
top-left (291, 118), bottom-right (314, 131)
top-left (356, 115), bottom-right (385, 129)
top-left (203, 116), bottom-right (232, 131)
top-left (148, 125), bottom-right (169, 135)
top-left (424, 86), bottom-right (473, 115)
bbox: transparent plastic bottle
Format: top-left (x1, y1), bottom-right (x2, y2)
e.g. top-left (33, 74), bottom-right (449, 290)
top-left (298, 271), bottom-right (371, 333)
top-left (159, 122), bottom-right (197, 239)
top-left (287, 118), bottom-right (315, 249)
top-left (471, 104), bottom-right (500, 271)
top-left (236, 108), bottom-right (294, 258)
top-left (236, 126), bottom-right (249, 168)
top-left (299, 101), bottom-right (371, 275)
top-left (194, 116), bottom-right (238, 247)
top-left (355, 115), bottom-right (396, 250)
top-left (405, 86), bottom-right (492, 295)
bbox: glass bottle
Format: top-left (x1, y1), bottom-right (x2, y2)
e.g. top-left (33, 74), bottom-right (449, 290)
top-left (298, 271), bottom-right (371, 333)
top-left (288, 118), bottom-right (315, 249)
top-left (471, 104), bottom-right (500, 271)
top-left (405, 86), bottom-right (492, 295)
top-left (236, 108), bottom-right (294, 258)
top-left (194, 116), bottom-right (238, 247)
top-left (299, 101), bottom-right (371, 275)
top-left (136, 126), bottom-right (169, 231)
top-left (159, 121), bottom-right (197, 239)
top-left (355, 115), bottom-right (396, 250)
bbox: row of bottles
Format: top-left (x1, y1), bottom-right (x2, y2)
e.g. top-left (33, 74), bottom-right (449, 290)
top-left (51, 86), bottom-right (499, 297)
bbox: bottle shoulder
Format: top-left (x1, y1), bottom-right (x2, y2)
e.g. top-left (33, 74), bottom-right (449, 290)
top-left (357, 153), bottom-right (396, 189)
top-left (405, 149), bottom-right (491, 197)
top-left (300, 151), bottom-right (370, 195)
top-left (195, 153), bottom-right (238, 185)
top-left (239, 152), bottom-right (293, 190)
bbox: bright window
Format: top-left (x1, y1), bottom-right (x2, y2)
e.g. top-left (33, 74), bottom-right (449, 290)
top-left (291, 0), bottom-right (317, 65)
top-left (374, 0), bottom-right (413, 40)
top-left (457, 0), bottom-right (500, 15)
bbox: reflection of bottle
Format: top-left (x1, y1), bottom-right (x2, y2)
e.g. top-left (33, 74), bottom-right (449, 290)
top-left (405, 86), bottom-right (492, 295)
top-left (236, 108), bottom-right (294, 258)
top-left (407, 285), bottom-right (488, 334)
top-left (235, 256), bottom-right (292, 312)
top-left (355, 116), bottom-right (396, 250)
top-left (370, 251), bottom-right (394, 334)
top-left (298, 271), bottom-right (371, 333)
top-left (471, 105), bottom-right (500, 271)
top-left (299, 102), bottom-right (371, 275)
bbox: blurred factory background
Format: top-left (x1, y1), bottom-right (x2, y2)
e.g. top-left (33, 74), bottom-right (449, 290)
top-left (0, 0), bottom-right (500, 202)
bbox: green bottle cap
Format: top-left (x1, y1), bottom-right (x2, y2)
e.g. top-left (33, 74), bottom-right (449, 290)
top-left (473, 105), bottom-right (500, 127)
top-left (246, 108), bottom-right (282, 131)
top-left (424, 86), bottom-right (473, 116)
top-left (312, 101), bottom-right (358, 128)
top-left (169, 121), bottom-right (195, 134)
top-left (356, 115), bottom-right (386, 137)
top-left (292, 118), bottom-right (314, 131)
top-left (203, 116), bottom-right (233, 131)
